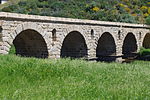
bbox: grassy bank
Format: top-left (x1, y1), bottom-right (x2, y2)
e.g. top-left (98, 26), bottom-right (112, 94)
top-left (1, 0), bottom-right (150, 24)
top-left (0, 55), bottom-right (150, 99)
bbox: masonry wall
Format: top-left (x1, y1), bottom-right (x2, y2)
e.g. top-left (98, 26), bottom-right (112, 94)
top-left (0, 12), bottom-right (149, 61)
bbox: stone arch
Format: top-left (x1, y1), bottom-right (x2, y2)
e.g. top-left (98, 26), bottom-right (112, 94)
top-left (122, 33), bottom-right (137, 57)
top-left (142, 33), bottom-right (150, 49)
top-left (10, 22), bottom-right (49, 58)
top-left (60, 28), bottom-right (90, 49)
top-left (96, 32), bottom-right (116, 61)
top-left (94, 28), bottom-right (118, 50)
top-left (60, 31), bottom-right (88, 58)
top-left (13, 29), bottom-right (48, 58)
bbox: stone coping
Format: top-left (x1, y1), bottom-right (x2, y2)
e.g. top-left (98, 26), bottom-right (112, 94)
top-left (0, 12), bottom-right (150, 28)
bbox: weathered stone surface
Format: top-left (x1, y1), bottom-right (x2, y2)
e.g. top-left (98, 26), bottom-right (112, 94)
top-left (0, 12), bottom-right (150, 60)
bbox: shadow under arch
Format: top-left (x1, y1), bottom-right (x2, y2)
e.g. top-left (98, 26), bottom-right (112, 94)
top-left (13, 29), bottom-right (48, 58)
top-left (96, 32), bottom-right (116, 62)
top-left (143, 33), bottom-right (150, 49)
top-left (122, 33), bottom-right (137, 58)
top-left (60, 31), bottom-right (88, 58)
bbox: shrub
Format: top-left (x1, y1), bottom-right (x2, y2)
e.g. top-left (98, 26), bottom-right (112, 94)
top-left (1, 7), bottom-right (12, 12)
top-left (139, 47), bottom-right (150, 56)
top-left (124, 7), bottom-right (131, 12)
top-left (92, 7), bottom-right (100, 12)
top-left (146, 15), bottom-right (150, 25)
top-left (90, 10), bottom-right (106, 20)
top-left (117, 13), bottom-right (137, 23)
top-left (18, 1), bottom-right (27, 6)
top-left (13, 7), bottom-right (28, 14)
top-left (28, 8), bottom-right (40, 15)
top-left (148, 7), bottom-right (150, 14)
top-left (50, 1), bottom-right (65, 11)
top-left (37, 1), bottom-right (49, 8)
top-left (9, 45), bottom-right (16, 55)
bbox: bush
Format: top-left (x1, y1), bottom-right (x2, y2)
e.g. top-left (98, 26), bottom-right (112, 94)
top-left (50, 1), bottom-right (65, 11)
top-left (139, 47), bottom-right (150, 56)
top-left (1, 6), bottom-right (12, 12)
top-left (18, 1), bottom-right (27, 6)
top-left (9, 45), bottom-right (16, 55)
top-left (40, 8), bottom-right (51, 16)
top-left (117, 13), bottom-right (137, 23)
top-left (146, 15), bottom-right (150, 25)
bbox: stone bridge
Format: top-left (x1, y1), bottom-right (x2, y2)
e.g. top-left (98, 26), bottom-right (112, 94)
top-left (0, 12), bottom-right (150, 61)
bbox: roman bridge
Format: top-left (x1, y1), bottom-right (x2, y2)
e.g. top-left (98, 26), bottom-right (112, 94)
top-left (0, 12), bottom-right (150, 61)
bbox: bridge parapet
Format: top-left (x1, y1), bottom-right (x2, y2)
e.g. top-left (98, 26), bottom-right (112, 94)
top-left (0, 12), bottom-right (149, 28)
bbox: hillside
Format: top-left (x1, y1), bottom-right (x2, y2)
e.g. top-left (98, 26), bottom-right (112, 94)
top-left (0, 0), bottom-right (21, 9)
top-left (0, 0), bottom-right (150, 24)
top-left (0, 54), bottom-right (150, 99)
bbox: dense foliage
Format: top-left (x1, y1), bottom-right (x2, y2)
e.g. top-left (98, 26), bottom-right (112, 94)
top-left (139, 47), bottom-right (150, 56)
top-left (0, 54), bottom-right (150, 99)
top-left (1, 0), bottom-right (150, 24)
top-left (8, 45), bottom-right (16, 54)
top-left (138, 47), bottom-right (150, 60)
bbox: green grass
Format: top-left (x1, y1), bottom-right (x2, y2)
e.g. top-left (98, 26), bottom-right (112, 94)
top-left (0, 55), bottom-right (150, 100)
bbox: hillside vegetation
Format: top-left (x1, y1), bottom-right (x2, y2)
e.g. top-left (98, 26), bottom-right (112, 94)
top-left (1, 0), bottom-right (150, 24)
top-left (0, 54), bottom-right (150, 99)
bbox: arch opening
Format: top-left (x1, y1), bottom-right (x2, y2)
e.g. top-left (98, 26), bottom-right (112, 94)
top-left (0, 26), bottom-right (2, 41)
top-left (13, 29), bottom-right (48, 58)
top-left (52, 29), bottom-right (57, 41)
top-left (143, 33), bottom-right (150, 49)
top-left (61, 31), bottom-right (88, 58)
top-left (96, 32), bottom-right (116, 61)
top-left (91, 29), bottom-right (94, 38)
top-left (122, 33), bottom-right (137, 58)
